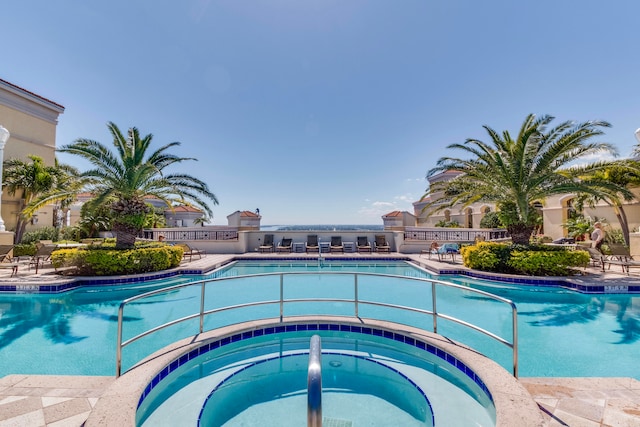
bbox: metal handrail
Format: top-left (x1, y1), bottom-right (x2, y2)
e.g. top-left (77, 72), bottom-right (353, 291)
top-left (307, 335), bottom-right (322, 427)
top-left (116, 271), bottom-right (518, 377)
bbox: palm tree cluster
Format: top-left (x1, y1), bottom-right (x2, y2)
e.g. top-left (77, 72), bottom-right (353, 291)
top-left (422, 114), bottom-right (639, 245)
top-left (2, 122), bottom-right (218, 248)
top-left (3, 155), bottom-right (79, 243)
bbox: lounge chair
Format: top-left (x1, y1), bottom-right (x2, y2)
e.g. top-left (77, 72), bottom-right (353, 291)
top-left (28, 243), bottom-right (58, 273)
top-left (0, 245), bottom-right (14, 263)
top-left (374, 235), bottom-right (390, 253)
top-left (330, 236), bottom-right (344, 253)
top-left (0, 245), bottom-right (18, 276)
top-left (435, 243), bottom-right (460, 262)
top-left (259, 234), bottom-right (275, 253)
top-left (356, 236), bottom-right (371, 253)
top-left (585, 247), bottom-right (605, 270)
top-left (277, 238), bottom-right (293, 253)
top-left (306, 235), bottom-right (319, 253)
top-left (176, 243), bottom-right (204, 262)
top-left (602, 243), bottom-right (640, 274)
top-left (421, 242), bottom-right (440, 259)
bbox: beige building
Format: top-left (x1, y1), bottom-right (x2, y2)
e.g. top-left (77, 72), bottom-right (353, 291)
top-left (0, 79), bottom-right (64, 240)
top-left (413, 171), bottom-right (495, 230)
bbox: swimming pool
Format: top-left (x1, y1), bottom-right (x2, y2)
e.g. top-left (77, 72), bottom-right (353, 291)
top-left (1, 260), bottom-right (639, 379)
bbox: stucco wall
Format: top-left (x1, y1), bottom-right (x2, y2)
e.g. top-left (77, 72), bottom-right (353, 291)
top-left (0, 83), bottom-right (62, 233)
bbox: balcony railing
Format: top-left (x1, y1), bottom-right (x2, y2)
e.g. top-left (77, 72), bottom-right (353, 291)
top-left (404, 227), bottom-right (508, 242)
top-left (141, 229), bottom-right (238, 241)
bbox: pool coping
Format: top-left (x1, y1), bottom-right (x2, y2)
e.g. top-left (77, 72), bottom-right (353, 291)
top-left (0, 252), bottom-right (637, 294)
top-left (84, 316), bottom-right (544, 427)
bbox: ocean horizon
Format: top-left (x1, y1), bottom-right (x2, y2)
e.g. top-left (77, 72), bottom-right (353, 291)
top-left (260, 224), bottom-right (384, 231)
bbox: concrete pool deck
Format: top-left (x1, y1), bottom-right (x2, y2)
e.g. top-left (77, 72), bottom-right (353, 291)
top-left (1, 253), bottom-right (640, 426)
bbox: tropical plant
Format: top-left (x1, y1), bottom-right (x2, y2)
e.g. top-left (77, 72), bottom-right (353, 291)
top-left (58, 122), bottom-right (218, 249)
top-left (573, 164), bottom-right (640, 247)
top-left (2, 155), bottom-right (78, 243)
top-left (434, 219), bottom-right (460, 228)
top-left (479, 211), bottom-right (503, 229)
top-left (422, 114), bottom-right (635, 245)
top-left (562, 215), bottom-right (606, 241)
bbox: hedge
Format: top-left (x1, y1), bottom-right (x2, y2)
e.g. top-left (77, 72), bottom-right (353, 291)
top-left (460, 242), bottom-right (589, 276)
top-left (51, 245), bottom-right (184, 276)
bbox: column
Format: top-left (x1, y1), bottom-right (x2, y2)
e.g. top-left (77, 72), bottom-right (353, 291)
top-left (0, 125), bottom-right (8, 231)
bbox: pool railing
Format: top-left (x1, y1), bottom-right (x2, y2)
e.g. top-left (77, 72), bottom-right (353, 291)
top-left (116, 272), bottom-right (518, 377)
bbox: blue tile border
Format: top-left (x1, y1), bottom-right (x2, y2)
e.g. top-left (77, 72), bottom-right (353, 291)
top-left (136, 322), bottom-right (493, 411)
top-left (0, 256), bottom-right (633, 294)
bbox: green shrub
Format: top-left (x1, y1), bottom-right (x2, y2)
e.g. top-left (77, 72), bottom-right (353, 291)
top-left (21, 226), bottom-right (60, 244)
top-left (461, 242), bottom-right (512, 273)
top-left (479, 212), bottom-right (502, 229)
top-left (435, 220), bottom-right (461, 228)
top-left (507, 250), bottom-right (589, 276)
top-left (51, 245), bottom-right (184, 276)
top-left (461, 242), bottom-right (589, 276)
top-left (13, 243), bottom-right (36, 257)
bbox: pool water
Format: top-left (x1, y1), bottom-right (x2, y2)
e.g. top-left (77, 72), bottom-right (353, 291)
top-left (0, 260), bottom-right (639, 379)
top-left (137, 332), bottom-right (495, 427)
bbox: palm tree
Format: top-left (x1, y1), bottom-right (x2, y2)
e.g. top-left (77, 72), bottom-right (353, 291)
top-left (2, 155), bottom-right (76, 243)
top-left (58, 122), bottom-right (218, 248)
top-left (575, 164), bottom-right (640, 247)
top-left (422, 114), bottom-right (635, 245)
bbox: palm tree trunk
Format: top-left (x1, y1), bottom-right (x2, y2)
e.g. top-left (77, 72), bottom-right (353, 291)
top-left (507, 223), bottom-right (535, 245)
top-left (112, 222), bottom-right (139, 249)
top-left (615, 205), bottom-right (631, 247)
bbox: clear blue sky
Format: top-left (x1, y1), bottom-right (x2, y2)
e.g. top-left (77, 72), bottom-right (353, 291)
top-left (3, 1), bottom-right (640, 225)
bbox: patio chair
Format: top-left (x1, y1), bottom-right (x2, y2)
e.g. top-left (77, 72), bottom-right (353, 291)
top-left (276, 238), bottom-right (293, 253)
top-left (330, 236), bottom-right (344, 253)
top-left (306, 235), bottom-right (319, 253)
top-left (374, 235), bottom-right (390, 253)
top-left (259, 234), bottom-right (275, 253)
top-left (28, 243), bottom-right (58, 273)
top-left (356, 236), bottom-right (371, 253)
top-left (176, 243), bottom-right (204, 262)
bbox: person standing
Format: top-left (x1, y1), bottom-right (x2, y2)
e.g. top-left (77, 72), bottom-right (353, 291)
top-left (591, 222), bottom-right (605, 252)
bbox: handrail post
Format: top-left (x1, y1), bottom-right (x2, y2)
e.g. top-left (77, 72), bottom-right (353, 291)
top-left (199, 282), bottom-right (205, 334)
top-left (354, 274), bottom-right (359, 318)
top-left (308, 335), bottom-right (322, 427)
top-left (280, 273), bottom-right (284, 322)
top-left (116, 304), bottom-right (124, 377)
top-left (432, 281), bottom-right (438, 334)
top-left (512, 304), bottom-right (519, 378)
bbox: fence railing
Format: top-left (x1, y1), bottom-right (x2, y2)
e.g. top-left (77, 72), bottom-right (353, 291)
top-left (404, 227), bottom-right (508, 242)
top-left (141, 229), bottom-right (238, 241)
top-left (116, 272), bottom-right (518, 377)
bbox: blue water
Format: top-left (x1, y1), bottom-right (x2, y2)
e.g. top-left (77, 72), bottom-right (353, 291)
top-left (137, 332), bottom-right (495, 427)
top-left (0, 260), bottom-right (639, 379)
